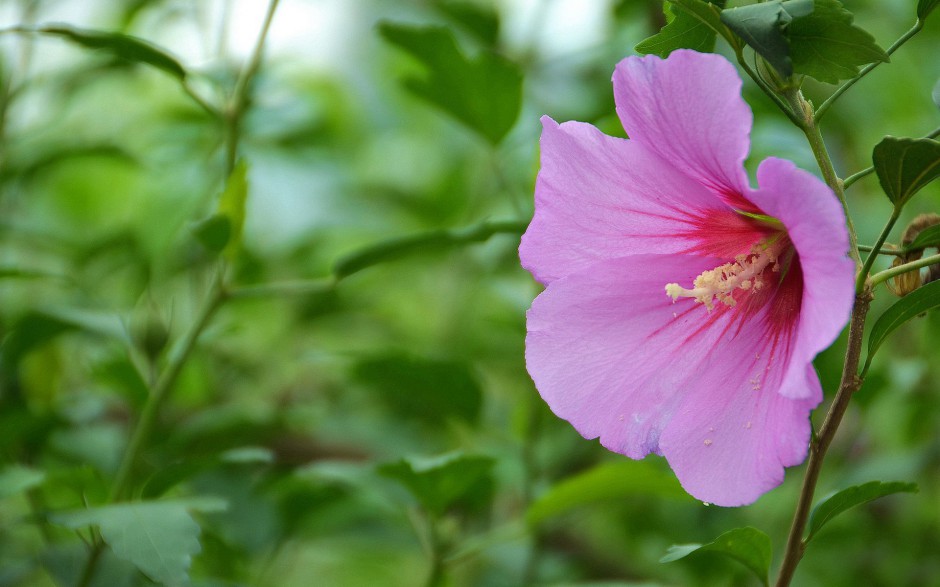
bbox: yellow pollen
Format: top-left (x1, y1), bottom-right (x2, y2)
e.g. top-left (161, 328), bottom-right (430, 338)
top-left (664, 240), bottom-right (783, 311)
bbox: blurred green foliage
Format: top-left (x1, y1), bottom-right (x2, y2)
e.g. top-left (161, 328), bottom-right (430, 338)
top-left (0, 0), bottom-right (938, 586)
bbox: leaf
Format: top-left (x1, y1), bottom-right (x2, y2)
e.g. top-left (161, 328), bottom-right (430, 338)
top-left (351, 352), bottom-right (483, 426)
top-left (333, 220), bottom-right (524, 278)
top-left (788, 0), bottom-right (889, 84)
top-left (661, 527), bottom-right (772, 587)
top-left (27, 25), bottom-right (186, 80)
top-left (51, 498), bottom-right (226, 586)
top-left (378, 452), bottom-right (495, 517)
top-left (919, 0), bottom-right (940, 19)
top-left (378, 22), bottom-right (522, 144)
top-left (0, 465), bottom-right (46, 499)
top-left (807, 481), bottom-right (918, 541)
top-left (432, 0), bottom-right (500, 46)
top-left (905, 224), bottom-right (940, 252)
top-left (872, 136), bottom-right (940, 207)
top-left (720, 0), bottom-right (814, 77)
top-left (866, 279), bottom-right (940, 367)
top-left (666, 0), bottom-right (741, 51)
top-left (527, 461), bottom-right (691, 526)
top-left (636, 1), bottom-right (727, 57)
top-left (217, 160), bottom-right (249, 258)
top-left (193, 214), bottom-right (232, 254)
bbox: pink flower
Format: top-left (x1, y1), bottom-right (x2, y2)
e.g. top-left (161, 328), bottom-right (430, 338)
top-left (520, 50), bottom-right (855, 507)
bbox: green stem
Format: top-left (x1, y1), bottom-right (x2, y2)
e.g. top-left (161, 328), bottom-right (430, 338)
top-left (783, 90), bottom-right (860, 263)
top-left (870, 251), bottom-right (940, 287)
top-left (857, 244), bottom-right (902, 256)
top-left (842, 167), bottom-right (874, 190)
top-left (775, 292), bottom-right (872, 587)
top-left (736, 56), bottom-right (803, 127)
top-left (815, 20), bottom-right (924, 123)
top-left (224, 0), bottom-right (280, 175)
top-left (856, 209), bottom-right (901, 294)
top-left (76, 278), bottom-right (227, 587)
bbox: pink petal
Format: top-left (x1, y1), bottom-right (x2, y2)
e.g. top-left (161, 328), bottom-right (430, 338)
top-left (613, 50), bottom-right (753, 202)
top-left (747, 158), bottom-right (856, 399)
top-left (660, 363), bottom-right (821, 507)
top-left (526, 254), bottom-right (820, 505)
top-left (520, 116), bottom-right (729, 285)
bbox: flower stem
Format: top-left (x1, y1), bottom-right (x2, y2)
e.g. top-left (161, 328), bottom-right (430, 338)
top-left (870, 251), bottom-right (940, 287)
top-left (857, 244), bottom-right (902, 256)
top-left (814, 20), bottom-right (924, 124)
top-left (783, 90), bottom-right (860, 263)
top-left (775, 291), bottom-right (872, 587)
top-left (856, 209), bottom-right (901, 294)
top-left (224, 0), bottom-right (280, 175)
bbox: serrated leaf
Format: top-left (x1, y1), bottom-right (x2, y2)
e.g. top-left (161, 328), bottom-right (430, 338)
top-left (919, 0), bottom-right (940, 19)
top-left (51, 498), bottom-right (225, 586)
top-left (217, 160), bottom-right (249, 258)
top-left (378, 22), bottom-right (521, 144)
top-left (789, 0), bottom-right (888, 84)
top-left (527, 461), bottom-right (691, 526)
top-left (378, 452), bottom-right (494, 517)
top-left (905, 224), bottom-right (940, 252)
top-left (28, 25), bottom-right (186, 80)
top-left (872, 136), bottom-right (940, 207)
top-left (0, 465), bottom-right (46, 498)
top-left (720, 0), bottom-right (814, 77)
top-left (807, 481), bottom-right (917, 541)
top-left (666, 0), bottom-right (741, 51)
top-left (661, 527), bottom-right (771, 587)
top-left (866, 280), bottom-right (940, 367)
top-left (636, 1), bottom-right (727, 57)
top-left (351, 352), bottom-right (483, 426)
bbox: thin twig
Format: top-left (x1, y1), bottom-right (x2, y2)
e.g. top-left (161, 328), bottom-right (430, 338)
top-left (775, 291), bottom-right (872, 586)
top-left (814, 20), bottom-right (924, 123)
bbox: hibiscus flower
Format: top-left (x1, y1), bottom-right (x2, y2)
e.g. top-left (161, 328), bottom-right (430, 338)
top-left (520, 50), bottom-right (855, 507)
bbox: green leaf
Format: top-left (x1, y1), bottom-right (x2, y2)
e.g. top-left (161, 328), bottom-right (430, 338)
top-left (527, 461), bottom-right (691, 526)
top-left (333, 220), bottom-right (524, 278)
top-left (666, 0), bottom-right (741, 51)
top-left (432, 0), bottom-right (500, 46)
top-left (193, 214), bottom-right (232, 254)
top-left (720, 0), bottom-right (813, 77)
top-left (872, 136), bottom-right (940, 207)
top-left (51, 498), bottom-right (226, 586)
top-left (636, 1), bottom-right (727, 57)
top-left (918, 0), bottom-right (940, 19)
top-left (789, 0), bottom-right (889, 84)
top-left (807, 481), bottom-right (918, 541)
top-left (905, 224), bottom-right (940, 252)
top-left (352, 352), bottom-right (483, 426)
top-left (26, 25), bottom-right (186, 80)
top-left (0, 465), bottom-right (46, 499)
top-left (378, 22), bottom-right (522, 144)
top-left (378, 452), bottom-right (495, 517)
top-left (217, 160), bottom-right (249, 258)
top-left (661, 527), bottom-right (772, 587)
top-left (866, 279), bottom-right (940, 367)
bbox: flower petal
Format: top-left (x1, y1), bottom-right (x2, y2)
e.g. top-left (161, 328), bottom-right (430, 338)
top-left (526, 254), bottom-right (820, 505)
top-left (747, 158), bottom-right (856, 399)
top-left (520, 116), bottom-right (728, 285)
top-left (660, 363), bottom-right (821, 507)
top-left (612, 50), bottom-right (753, 201)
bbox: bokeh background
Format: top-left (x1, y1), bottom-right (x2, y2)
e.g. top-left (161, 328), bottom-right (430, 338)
top-left (0, 1), bottom-right (938, 586)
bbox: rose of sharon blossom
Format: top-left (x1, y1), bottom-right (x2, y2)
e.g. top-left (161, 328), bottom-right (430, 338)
top-left (520, 50), bottom-right (855, 507)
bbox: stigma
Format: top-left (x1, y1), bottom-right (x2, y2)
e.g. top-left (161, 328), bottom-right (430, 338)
top-left (665, 239), bottom-right (784, 311)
